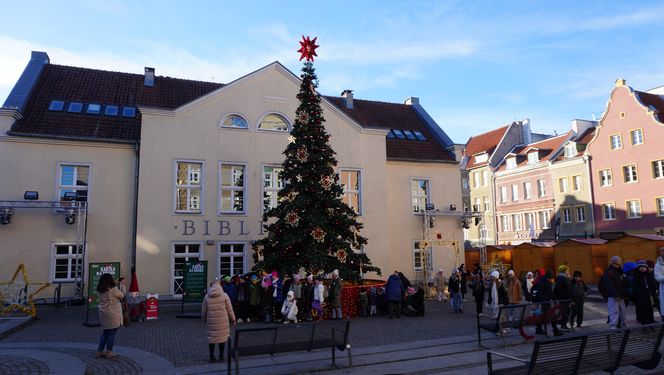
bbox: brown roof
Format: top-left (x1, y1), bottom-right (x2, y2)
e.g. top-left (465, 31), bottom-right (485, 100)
top-left (497, 133), bottom-right (569, 171)
top-left (635, 90), bottom-right (664, 123)
top-left (553, 127), bottom-right (595, 161)
top-left (463, 125), bottom-right (510, 169)
top-left (558, 238), bottom-right (608, 245)
top-left (11, 64), bottom-right (224, 142)
top-left (324, 96), bottom-right (455, 162)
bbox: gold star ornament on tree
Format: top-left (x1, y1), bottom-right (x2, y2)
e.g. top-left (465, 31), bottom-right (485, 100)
top-left (298, 35), bottom-right (319, 62)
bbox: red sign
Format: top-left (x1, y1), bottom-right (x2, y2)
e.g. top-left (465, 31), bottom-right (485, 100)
top-left (146, 293), bottom-right (158, 320)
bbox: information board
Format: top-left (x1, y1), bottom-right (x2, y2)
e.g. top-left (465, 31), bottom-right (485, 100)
top-left (87, 262), bottom-right (121, 309)
top-left (183, 260), bottom-right (207, 303)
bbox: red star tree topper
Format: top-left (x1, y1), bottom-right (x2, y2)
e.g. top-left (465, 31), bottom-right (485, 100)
top-left (298, 35), bottom-right (319, 61)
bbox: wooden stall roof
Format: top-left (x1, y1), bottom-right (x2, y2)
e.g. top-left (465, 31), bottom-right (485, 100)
top-left (514, 241), bottom-right (557, 248)
top-left (554, 238), bottom-right (608, 246)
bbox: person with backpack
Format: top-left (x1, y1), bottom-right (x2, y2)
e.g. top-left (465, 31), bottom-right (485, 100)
top-left (598, 256), bottom-right (628, 329)
top-left (570, 270), bottom-right (589, 328)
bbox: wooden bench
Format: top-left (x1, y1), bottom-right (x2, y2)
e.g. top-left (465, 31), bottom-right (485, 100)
top-left (227, 320), bottom-right (352, 375)
top-left (477, 304), bottom-right (528, 347)
top-left (486, 322), bottom-right (664, 374)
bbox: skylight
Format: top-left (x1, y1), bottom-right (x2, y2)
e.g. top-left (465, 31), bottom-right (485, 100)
top-left (105, 105), bottom-right (118, 116)
top-left (413, 131), bottom-right (426, 140)
top-left (67, 102), bottom-right (83, 113)
top-left (122, 107), bottom-right (136, 118)
top-left (87, 103), bottom-right (101, 115)
top-left (48, 100), bottom-right (65, 111)
top-left (392, 129), bottom-right (406, 139)
top-left (386, 130), bottom-right (396, 139)
top-left (403, 130), bottom-right (416, 140)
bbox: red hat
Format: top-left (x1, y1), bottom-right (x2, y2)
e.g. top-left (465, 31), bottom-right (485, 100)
top-left (129, 270), bottom-right (139, 293)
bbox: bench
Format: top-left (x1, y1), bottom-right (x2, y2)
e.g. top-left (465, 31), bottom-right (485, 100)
top-left (477, 304), bottom-right (528, 347)
top-left (486, 322), bottom-right (664, 374)
top-left (227, 320), bottom-right (352, 375)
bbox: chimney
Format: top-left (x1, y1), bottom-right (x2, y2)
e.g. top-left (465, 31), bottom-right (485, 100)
top-left (521, 118), bottom-right (532, 144)
top-left (341, 90), bottom-right (353, 109)
top-left (404, 97), bottom-right (419, 105)
top-left (3, 51), bottom-right (50, 111)
top-left (571, 119), bottom-right (596, 135)
top-left (144, 67), bottom-right (155, 87)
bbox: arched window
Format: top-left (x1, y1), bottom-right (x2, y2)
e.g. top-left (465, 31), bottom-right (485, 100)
top-left (258, 114), bottom-right (290, 132)
top-left (220, 114), bottom-right (248, 129)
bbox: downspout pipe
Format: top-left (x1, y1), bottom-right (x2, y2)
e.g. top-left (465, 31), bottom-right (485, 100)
top-left (131, 142), bottom-right (140, 270)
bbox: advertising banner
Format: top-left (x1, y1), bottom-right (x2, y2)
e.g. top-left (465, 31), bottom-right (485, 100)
top-left (183, 260), bottom-right (207, 303)
top-left (146, 293), bottom-right (159, 320)
top-left (87, 262), bottom-right (121, 309)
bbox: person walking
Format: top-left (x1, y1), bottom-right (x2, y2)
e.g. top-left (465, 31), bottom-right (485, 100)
top-left (653, 247), bottom-right (664, 322)
top-left (329, 269), bottom-right (343, 320)
top-left (569, 271), bottom-right (589, 328)
top-left (505, 270), bottom-right (523, 318)
top-left (459, 264), bottom-right (469, 302)
top-left (633, 260), bottom-right (658, 325)
top-left (599, 256), bottom-right (628, 329)
top-left (472, 269), bottom-right (486, 315)
top-left (553, 265), bottom-right (572, 331)
top-left (522, 272), bottom-right (534, 302)
top-left (386, 271), bottom-right (405, 319)
top-left (202, 279), bottom-right (236, 363)
top-left (96, 273), bottom-right (125, 359)
top-left (448, 268), bottom-right (463, 313)
top-left (532, 270), bottom-right (562, 336)
top-left (486, 271), bottom-right (501, 318)
top-left (435, 269), bottom-right (448, 302)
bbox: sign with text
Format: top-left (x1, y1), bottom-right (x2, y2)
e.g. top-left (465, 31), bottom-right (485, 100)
top-left (87, 262), bottom-right (121, 309)
top-left (146, 293), bottom-right (159, 320)
top-left (183, 260), bottom-right (207, 303)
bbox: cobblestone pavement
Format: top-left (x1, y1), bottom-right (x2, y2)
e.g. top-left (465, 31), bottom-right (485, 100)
top-left (1, 297), bottom-right (610, 369)
top-left (0, 354), bottom-right (49, 375)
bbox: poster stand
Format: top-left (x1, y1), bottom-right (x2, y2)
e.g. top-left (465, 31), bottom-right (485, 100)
top-left (83, 262), bottom-right (121, 327)
top-left (176, 260), bottom-right (207, 319)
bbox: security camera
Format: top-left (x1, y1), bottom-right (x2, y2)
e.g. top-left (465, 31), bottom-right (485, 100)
top-left (0, 208), bottom-right (14, 225)
top-left (65, 209), bottom-right (77, 225)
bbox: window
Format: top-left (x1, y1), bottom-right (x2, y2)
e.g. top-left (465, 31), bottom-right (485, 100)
top-left (657, 197), bottom-right (664, 217)
top-left (524, 182), bottom-right (532, 199)
top-left (413, 131), bottom-right (426, 141)
top-left (172, 244), bottom-right (200, 295)
top-left (501, 216), bottom-right (511, 232)
top-left (473, 172), bottom-right (480, 188)
top-left (51, 244), bottom-right (83, 282)
top-left (340, 170), bottom-right (362, 214)
top-left (413, 241), bottom-right (433, 272)
top-left (258, 114), bottom-right (289, 131)
top-left (653, 160), bottom-right (664, 179)
top-left (511, 184), bottom-right (519, 201)
top-left (221, 114), bottom-right (248, 129)
top-left (610, 134), bottom-right (622, 150)
top-left (58, 164), bottom-right (89, 202)
top-left (48, 100), bottom-right (65, 111)
top-left (483, 196), bottom-right (490, 212)
top-left (526, 212), bottom-right (536, 230)
top-left (411, 179), bottom-right (429, 212)
top-left (506, 157), bottom-right (517, 169)
top-left (626, 200), bottom-right (642, 219)
top-left (564, 144), bottom-right (577, 158)
top-left (602, 203), bottom-right (616, 220)
top-left (391, 129), bottom-right (405, 139)
top-left (572, 175), bottom-right (582, 191)
top-left (86, 103), bottom-right (101, 115)
top-left (623, 165), bottom-right (638, 183)
top-left (220, 163), bottom-right (246, 213)
top-left (68, 102), bottom-right (83, 113)
top-left (386, 130), bottom-right (396, 139)
top-left (474, 153), bottom-right (488, 164)
top-left (558, 177), bottom-right (569, 193)
top-left (175, 161), bottom-right (202, 213)
top-left (630, 129), bottom-right (644, 145)
top-left (539, 211), bottom-right (551, 229)
top-left (537, 180), bottom-right (546, 197)
top-left (576, 206), bottom-right (586, 222)
top-left (403, 130), bottom-right (416, 140)
top-left (500, 186), bottom-right (508, 203)
top-left (562, 207), bottom-right (572, 223)
top-left (263, 166), bottom-right (284, 213)
top-left (219, 243), bottom-right (245, 277)
top-left (122, 107), bottom-right (136, 117)
top-left (599, 169), bottom-right (613, 187)
top-left (482, 170), bottom-right (488, 187)
top-left (527, 152), bottom-right (539, 164)
top-left (461, 177), bottom-right (469, 190)
top-left (513, 214), bottom-right (523, 231)
top-left (473, 198), bottom-right (481, 212)
top-left (105, 105), bottom-right (118, 116)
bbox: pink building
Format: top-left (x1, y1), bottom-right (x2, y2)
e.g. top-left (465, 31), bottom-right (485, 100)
top-left (586, 79), bottom-right (664, 237)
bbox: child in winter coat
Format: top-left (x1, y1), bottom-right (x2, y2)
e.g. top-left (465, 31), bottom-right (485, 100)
top-left (281, 290), bottom-right (298, 324)
top-left (633, 260), bottom-right (658, 325)
top-left (570, 270), bottom-right (589, 328)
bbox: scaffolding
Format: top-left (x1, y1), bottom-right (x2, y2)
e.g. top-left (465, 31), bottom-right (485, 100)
top-left (0, 200), bottom-right (88, 302)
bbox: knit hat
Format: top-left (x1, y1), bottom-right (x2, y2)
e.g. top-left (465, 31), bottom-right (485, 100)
top-left (558, 264), bottom-right (569, 273)
top-left (490, 270), bottom-right (500, 279)
top-left (306, 274), bottom-right (313, 282)
top-left (526, 271), bottom-right (533, 278)
top-left (224, 276), bottom-right (232, 283)
top-left (637, 259), bottom-right (648, 268)
top-left (647, 260), bottom-right (655, 269)
top-left (332, 269), bottom-right (339, 277)
top-left (573, 270), bottom-right (582, 278)
top-left (544, 270), bottom-right (554, 279)
top-left (623, 262), bottom-right (636, 273)
top-left (287, 290), bottom-right (295, 300)
top-left (610, 255), bottom-right (622, 264)
top-left (507, 270), bottom-right (515, 276)
top-left (250, 275), bottom-right (258, 281)
top-left (129, 269), bottom-right (139, 293)
top-left (271, 271), bottom-right (279, 278)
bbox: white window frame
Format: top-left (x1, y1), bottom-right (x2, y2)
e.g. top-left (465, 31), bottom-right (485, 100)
top-left (524, 182), bottom-right (532, 199)
top-left (474, 153), bottom-right (488, 164)
top-left (526, 212), bottom-right (536, 230)
top-left (626, 199), bottom-right (642, 219)
top-left (527, 151), bottom-right (539, 164)
top-left (411, 178), bottom-right (430, 213)
top-left (474, 198), bottom-right (481, 212)
top-left (506, 157), bottom-right (517, 170)
top-left (500, 186), bottom-right (508, 203)
top-left (564, 143), bottom-right (577, 158)
top-left (482, 170), bottom-right (489, 187)
top-left (623, 164), bottom-right (638, 183)
top-left (562, 207), bottom-right (572, 223)
top-left (256, 112), bottom-right (291, 132)
top-left (539, 210), bottom-right (551, 229)
top-left (656, 197), bottom-right (664, 217)
top-left (473, 172), bottom-right (479, 188)
top-left (630, 129), bottom-right (644, 146)
top-left (576, 206), bottom-right (586, 222)
top-left (262, 164), bottom-right (285, 214)
top-left (56, 162), bottom-right (91, 205)
top-left (50, 243), bottom-right (85, 283)
top-left (219, 162), bottom-right (247, 214)
top-left (413, 240), bottom-right (433, 272)
top-left (610, 134), bottom-right (623, 150)
top-left (653, 160), bottom-right (664, 179)
top-left (572, 175), bottom-right (582, 191)
top-left (340, 169), bottom-right (363, 215)
top-left (511, 184), bottom-right (519, 201)
top-left (173, 160), bottom-right (204, 214)
top-left (558, 177), bottom-right (569, 193)
top-left (599, 169), bottom-right (613, 187)
top-left (513, 214), bottom-right (523, 231)
top-left (219, 113), bottom-right (249, 130)
top-left (218, 242), bottom-right (248, 278)
top-left (537, 179), bottom-right (546, 197)
top-left (171, 242), bottom-right (203, 297)
top-left (602, 203), bottom-right (616, 221)
top-left (483, 196), bottom-right (490, 212)
top-left (501, 215), bottom-right (511, 232)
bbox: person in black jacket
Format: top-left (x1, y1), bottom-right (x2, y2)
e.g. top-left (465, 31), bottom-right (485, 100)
top-left (472, 267), bottom-right (485, 315)
top-left (532, 270), bottom-right (562, 336)
top-left (570, 271), bottom-right (589, 328)
top-left (598, 256), bottom-right (629, 328)
top-left (459, 264), bottom-right (469, 302)
top-left (553, 265), bottom-right (572, 331)
top-left (632, 260), bottom-right (658, 325)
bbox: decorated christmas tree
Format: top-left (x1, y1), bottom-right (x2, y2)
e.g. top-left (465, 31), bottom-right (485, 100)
top-left (252, 36), bottom-right (380, 282)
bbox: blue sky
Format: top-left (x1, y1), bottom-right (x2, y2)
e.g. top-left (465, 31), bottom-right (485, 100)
top-left (1, 1), bottom-right (663, 143)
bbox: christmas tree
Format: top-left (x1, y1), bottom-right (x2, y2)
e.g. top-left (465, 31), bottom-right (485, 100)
top-left (252, 36), bottom-right (380, 282)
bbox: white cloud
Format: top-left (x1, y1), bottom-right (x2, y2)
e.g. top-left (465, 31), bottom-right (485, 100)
top-left (322, 39), bottom-right (476, 65)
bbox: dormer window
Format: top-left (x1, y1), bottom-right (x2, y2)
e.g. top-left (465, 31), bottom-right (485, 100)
top-left (258, 114), bottom-right (290, 132)
top-left (474, 153), bottom-right (488, 164)
top-left (86, 103), bottom-right (101, 115)
top-left (527, 151), bottom-right (539, 164)
top-left (67, 102), bottom-right (83, 113)
top-left (506, 157), bottom-right (517, 169)
top-left (564, 143), bottom-right (577, 158)
top-left (48, 100), bottom-right (65, 111)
